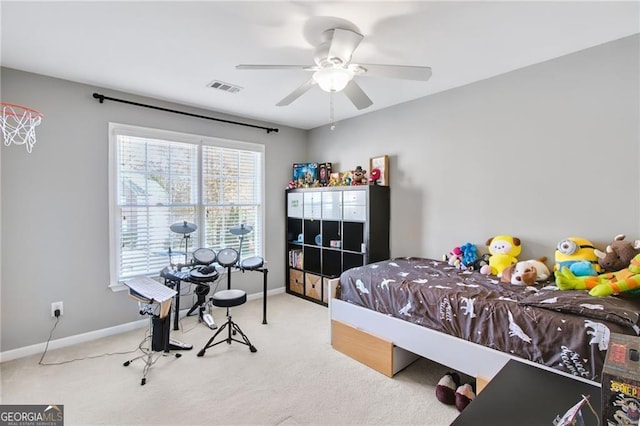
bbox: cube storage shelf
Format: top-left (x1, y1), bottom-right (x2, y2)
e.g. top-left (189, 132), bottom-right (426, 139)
top-left (285, 185), bottom-right (390, 305)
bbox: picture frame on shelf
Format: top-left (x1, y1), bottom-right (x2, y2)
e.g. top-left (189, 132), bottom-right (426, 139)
top-left (369, 155), bottom-right (389, 186)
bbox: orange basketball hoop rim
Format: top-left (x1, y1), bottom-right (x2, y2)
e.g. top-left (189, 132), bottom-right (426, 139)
top-left (0, 102), bottom-right (44, 119)
top-left (0, 102), bottom-right (44, 153)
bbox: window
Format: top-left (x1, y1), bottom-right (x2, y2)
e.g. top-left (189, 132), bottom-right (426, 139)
top-left (109, 123), bottom-right (264, 288)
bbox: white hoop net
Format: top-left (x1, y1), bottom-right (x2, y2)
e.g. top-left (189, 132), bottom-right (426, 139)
top-left (0, 103), bottom-right (43, 153)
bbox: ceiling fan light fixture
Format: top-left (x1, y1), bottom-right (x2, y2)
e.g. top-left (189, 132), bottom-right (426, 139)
top-left (313, 67), bottom-right (353, 93)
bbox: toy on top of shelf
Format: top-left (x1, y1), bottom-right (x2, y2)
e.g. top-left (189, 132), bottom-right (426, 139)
top-left (369, 168), bottom-right (381, 185)
top-left (318, 162), bottom-right (332, 186)
top-left (292, 162), bottom-right (319, 188)
top-left (351, 166), bottom-right (368, 185)
top-left (328, 172), bottom-right (342, 187)
top-left (341, 171), bottom-right (352, 186)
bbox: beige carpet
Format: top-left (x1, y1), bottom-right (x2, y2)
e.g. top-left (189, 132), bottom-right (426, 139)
top-left (1, 293), bottom-right (461, 425)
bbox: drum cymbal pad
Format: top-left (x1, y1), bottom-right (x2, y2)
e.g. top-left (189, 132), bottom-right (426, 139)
top-left (229, 224), bottom-right (253, 236)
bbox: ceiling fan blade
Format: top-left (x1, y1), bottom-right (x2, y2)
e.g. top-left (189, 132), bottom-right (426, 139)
top-left (236, 64), bottom-right (315, 70)
top-left (276, 78), bottom-right (317, 106)
top-left (343, 80), bottom-right (373, 110)
top-left (328, 28), bottom-right (363, 64)
top-left (355, 64), bottom-right (432, 81)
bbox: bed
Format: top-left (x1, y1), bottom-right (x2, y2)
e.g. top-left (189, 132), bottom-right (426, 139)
top-left (328, 257), bottom-right (640, 385)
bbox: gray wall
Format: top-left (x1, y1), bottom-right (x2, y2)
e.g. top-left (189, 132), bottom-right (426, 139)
top-left (0, 68), bottom-right (306, 351)
top-left (308, 34), bottom-right (640, 262)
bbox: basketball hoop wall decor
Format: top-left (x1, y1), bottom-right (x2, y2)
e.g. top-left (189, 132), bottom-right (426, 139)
top-left (0, 102), bottom-right (44, 153)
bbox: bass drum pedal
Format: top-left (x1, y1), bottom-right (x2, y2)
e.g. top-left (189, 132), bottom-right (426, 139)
top-left (202, 312), bottom-right (217, 329)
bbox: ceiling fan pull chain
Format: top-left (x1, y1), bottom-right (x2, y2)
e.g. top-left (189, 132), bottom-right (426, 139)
top-left (329, 92), bottom-right (336, 130)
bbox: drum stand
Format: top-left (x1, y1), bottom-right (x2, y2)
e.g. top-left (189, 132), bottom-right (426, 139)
top-left (227, 224), bottom-right (268, 324)
top-left (123, 301), bottom-right (181, 386)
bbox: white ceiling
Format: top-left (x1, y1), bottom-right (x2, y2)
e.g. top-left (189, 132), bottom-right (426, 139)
top-left (1, 1), bottom-right (638, 130)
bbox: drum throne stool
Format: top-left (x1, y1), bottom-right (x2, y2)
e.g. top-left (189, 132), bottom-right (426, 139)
top-left (197, 289), bottom-right (257, 356)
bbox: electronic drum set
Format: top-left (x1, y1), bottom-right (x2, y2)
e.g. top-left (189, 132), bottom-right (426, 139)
top-left (160, 221), bottom-right (267, 331)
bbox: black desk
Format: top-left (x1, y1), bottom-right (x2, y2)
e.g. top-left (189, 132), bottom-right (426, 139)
top-left (451, 360), bottom-right (601, 426)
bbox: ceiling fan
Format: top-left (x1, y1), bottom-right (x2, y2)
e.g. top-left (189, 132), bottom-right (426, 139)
top-left (236, 27), bottom-right (432, 110)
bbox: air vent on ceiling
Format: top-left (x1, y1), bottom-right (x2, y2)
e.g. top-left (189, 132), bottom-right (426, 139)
top-left (207, 80), bottom-right (243, 93)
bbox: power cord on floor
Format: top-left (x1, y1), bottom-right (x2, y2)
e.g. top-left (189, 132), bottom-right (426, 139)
top-left (38, 314), bottom-right (141, 366)
top-left (38, 275), bottom-right (222, 365)
top-left (38, 315), bottom-right (60, 365)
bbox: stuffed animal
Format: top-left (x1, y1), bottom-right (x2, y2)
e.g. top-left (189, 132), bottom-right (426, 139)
top-left (341, 171), bottom-right (352, 186)
top-left (501, 257), bottom-right (551, 285)
top-left (554, 237), bottom-right (600, 276)
top-left (470, 253), bottom-right (490, 271)
top-left (351, 166), bottom-right (368, 185)
top-left (369, 168), bottom-right (381, 185)
top-left (443, 247), bottom-right (464, 269)
top-left (459, 243), bottom-right (477, 268)
top-left (443, 243), bottom-right (477, 270)
top-left (555, 253), bottom-right (640, 297)
top-left (480, 235), bottom-right (521, 277)
top-left (594, 234), bottom-right (640, 273)
top-left (328, 172), bottom-right (342, 187)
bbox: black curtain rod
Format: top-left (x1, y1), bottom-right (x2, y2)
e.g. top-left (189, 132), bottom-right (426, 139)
top-left (92, 92), bottom-right (279, 134)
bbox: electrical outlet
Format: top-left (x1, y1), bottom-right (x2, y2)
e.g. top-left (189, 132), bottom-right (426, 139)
top-left (51, 301), bottom-right (63, 317)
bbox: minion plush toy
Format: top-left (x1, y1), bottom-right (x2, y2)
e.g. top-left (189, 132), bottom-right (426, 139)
top-left (554, 237), bottom-right (601, 276)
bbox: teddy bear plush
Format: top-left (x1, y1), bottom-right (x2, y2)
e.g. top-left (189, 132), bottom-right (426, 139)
top-left (480, 235), bottom-right (521, 277)
top-left (594, 234), bottom-right (640, 273)
top-left (555, 253), bottom-right (640, 297)
top-left (351, 166), bottom-right (368, 185)
top-left (554, 237), bottom-right (600, 276)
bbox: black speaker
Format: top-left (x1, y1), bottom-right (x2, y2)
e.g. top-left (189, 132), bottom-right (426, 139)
top-left (152, 315), bottom-right (170, 351)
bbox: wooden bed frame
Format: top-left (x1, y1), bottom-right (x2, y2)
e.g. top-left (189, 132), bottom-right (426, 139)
top-left (327, 278), bottom-right (599, 386)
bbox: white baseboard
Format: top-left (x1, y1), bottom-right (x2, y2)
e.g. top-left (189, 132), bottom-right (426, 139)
top-left (0, 286), bottom-right (285, 363)
top-left (0, 318), bottom-right (150, 363)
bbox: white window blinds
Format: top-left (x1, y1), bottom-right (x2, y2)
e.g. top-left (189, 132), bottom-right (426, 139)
top-left (109, 123), bottom-right (264, 287)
